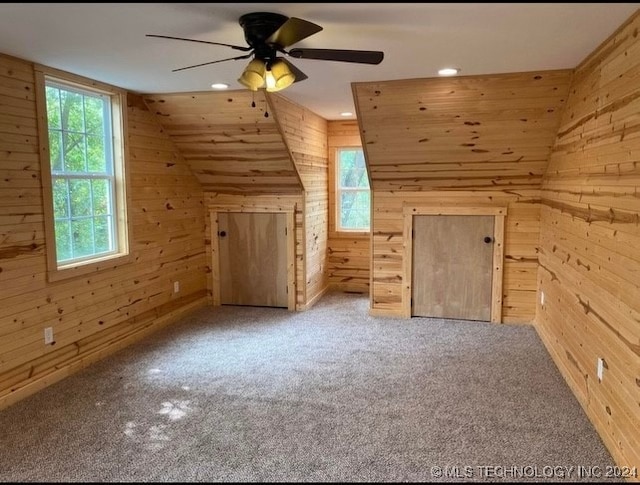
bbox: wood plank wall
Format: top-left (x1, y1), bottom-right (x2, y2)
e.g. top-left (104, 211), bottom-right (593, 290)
top-left (536, 11), bottom-right (640, 470)
top-left (204, 192), bottom-right (305, 308)
top-left (327, 121), bottom-right (370, 294)
top-left (0, 54), bottom-right (208, 408)
top-left (268, 94), bottom-right (329, 306)
top-left (353, 70), bottom-right (573, 322)
top-left (142, 90), bottom-right (302, 194)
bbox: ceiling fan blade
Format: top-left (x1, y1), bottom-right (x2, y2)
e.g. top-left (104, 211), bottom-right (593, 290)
top-left (147, 34), bottom-right (251, 52)
top-left (288, 48), bottom-right (384, 65)
top-left (279, 58), bottom-right (308, 84)
top-left (266, 17), bottom-right (323, 48)
top-left (172, 53), bottom-right (253, 72)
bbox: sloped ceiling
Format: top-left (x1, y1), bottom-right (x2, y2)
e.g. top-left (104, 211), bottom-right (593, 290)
top-left (142, 90), bottom-right (302, 194)
top-left (353, 70), bottom-right (573, 191)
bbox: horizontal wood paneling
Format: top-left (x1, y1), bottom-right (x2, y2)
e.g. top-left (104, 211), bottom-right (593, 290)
top-left (142, 90), bottom-right (302, 194)
top-left (353, 70), bottom-right (572, 192)
top-left (536, 10), bottom-right (640, 471)
top-left (268, 94), bottom-right (329, 306)
top-left (353, 71), bottom-right (569, 321)
top-left (327, 121), bottom-right (369, 294)
top-left (0, 54), bottom-right (208, 407)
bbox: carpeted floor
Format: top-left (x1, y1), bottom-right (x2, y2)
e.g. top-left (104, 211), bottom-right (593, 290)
top-left (0, 292), bottom-right (615, 482)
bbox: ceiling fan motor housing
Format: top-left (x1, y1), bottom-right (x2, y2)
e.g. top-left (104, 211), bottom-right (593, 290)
top-left (239, 12), bottom-right (287, 61)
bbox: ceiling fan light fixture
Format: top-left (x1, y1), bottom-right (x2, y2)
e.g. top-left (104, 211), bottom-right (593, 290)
top-left (266, 59), bottom-right (296, 92)
top-left (238, 58), bottom-right (266, 91)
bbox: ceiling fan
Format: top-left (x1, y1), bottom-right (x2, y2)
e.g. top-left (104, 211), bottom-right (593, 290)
top-left (147, 12), bottom-right (384, 92)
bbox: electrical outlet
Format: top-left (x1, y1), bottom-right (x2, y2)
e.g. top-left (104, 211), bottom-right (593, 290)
top-left (173, 281), bottom-right (180, 293)
top-left (597, 357), bottom-right (604, 382)
top-left (540, 290), bottom-right (545, 306)
top-left (44, 327), bottom-right (54, 345)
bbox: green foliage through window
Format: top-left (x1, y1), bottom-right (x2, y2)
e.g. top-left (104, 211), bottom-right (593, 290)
top-left (337, 148), bottom-right (370, 231)
top-left (46, 81), bottom-right (116, 264)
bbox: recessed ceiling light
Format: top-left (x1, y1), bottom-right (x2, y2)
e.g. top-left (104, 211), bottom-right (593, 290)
top-left (438, 68), bottom-right (460, 77)
top-left (211, 83), bottom-right (229, 89)
top-left (340, 111), bottom-right (353, 117)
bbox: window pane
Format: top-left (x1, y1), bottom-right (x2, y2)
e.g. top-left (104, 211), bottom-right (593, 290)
top-left (341, 168), bottom-right (368, 188)
top-left (54, 219), bottom-right (71, 262)
top-left (354, 150), bottom-right (367, 170)
top-left (46, 86), bottom-right (61, 129)
top-left (340, 191), bottom-right (370, 230)
top-left (63, 132), bottom-right (86, 172)
top-left (92, 179), bottom-right (111, 215)
top-left (60, 90), bottom-right (84, 132)
top-left (71, 218), bottom-right (94, 258)
top-left (87, 135), bottom-right (106, 172)
top-left (69, 179), bottom-right (92, 217)
top-left (49, 130), bottom-right (63, 172)
top-left (52, 178), bottom-right (69, 218)
top-left (84, 96), bottom-right (105, 135)
top-left (94, 215), bottom-right (113, 254)
top-left (339, 149), bottom-right (369, 188)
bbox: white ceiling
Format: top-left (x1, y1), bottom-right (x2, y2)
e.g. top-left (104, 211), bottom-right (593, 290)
top-left (0, 3), bottom-right (638, 120)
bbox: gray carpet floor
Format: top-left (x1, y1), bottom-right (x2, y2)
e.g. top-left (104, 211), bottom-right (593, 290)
top-left (0, 292), bottom-right (615, 482)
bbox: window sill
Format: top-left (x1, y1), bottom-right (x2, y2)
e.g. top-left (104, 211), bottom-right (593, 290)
top-left (47, 252), bottom-right (133, 283)
top-left (334, 230), bottom-right (371, 238)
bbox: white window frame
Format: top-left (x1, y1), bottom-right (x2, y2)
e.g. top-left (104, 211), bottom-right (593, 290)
top-left (336, 147), bottom-right (371, 232)
top-left (35, 65), bottom-right (132, 282)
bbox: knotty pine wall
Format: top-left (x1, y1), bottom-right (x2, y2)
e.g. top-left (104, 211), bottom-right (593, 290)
top-left (268, 93), bottom-right (329, 306)
top-left (0, 54), bottom-right (208, 409)
top-left (327, 121), bottom-right (369, 294)
top-left (353, 70), bottom-right (573, 322)
top-left (142, 90), bottom-right (302, 194)
top-left (536, 11), bottom-right (640, 469)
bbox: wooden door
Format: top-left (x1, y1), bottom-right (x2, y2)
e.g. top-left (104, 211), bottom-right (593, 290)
top-left (412, 215), bottom-right (494, 321)
top-left (218, 212), bottom-right (288, 308)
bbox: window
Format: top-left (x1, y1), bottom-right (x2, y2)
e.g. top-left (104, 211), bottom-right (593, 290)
top-left (336, 148), bottom-right (370, 231)
top-left (37, 68), bottom-right (130, 280)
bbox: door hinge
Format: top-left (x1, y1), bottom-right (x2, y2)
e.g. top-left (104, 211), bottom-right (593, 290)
top-left (411, 229), bottom-right (415, 239)
top-left (285, 227), bottom-right (288, 236)
top-left (286, 285), bottom-right (288, 294)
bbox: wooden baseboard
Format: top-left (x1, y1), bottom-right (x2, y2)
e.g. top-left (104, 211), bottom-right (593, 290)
top-left (301, 285), bottom-right (330, 310)
top-left (0, 296), bottom-right (208, 411)
top-left (369, 307), bottom-right (408, 318)
top-left (502, 316), bottom-right (534, 325)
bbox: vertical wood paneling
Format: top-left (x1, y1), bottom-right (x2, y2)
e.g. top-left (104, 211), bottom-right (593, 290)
top-left (0, 55), bottom-right (208, 408)
top-left (327, 121), bottom-right (370, 294)
top-left (536, 11), bottom-right (640, 470)
top-left (268, 93), bottom-right (329, 307)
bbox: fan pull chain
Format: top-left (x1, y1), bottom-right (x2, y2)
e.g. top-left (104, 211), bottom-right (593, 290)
top-left (251, 91), bottom-right (256, 108)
